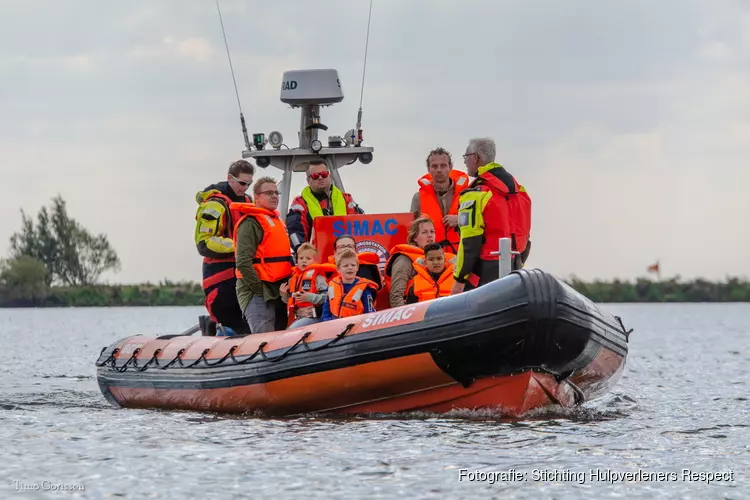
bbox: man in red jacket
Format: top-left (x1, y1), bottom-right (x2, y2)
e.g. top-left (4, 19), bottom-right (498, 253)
top-left (451, 137), bottom-right (532, 294)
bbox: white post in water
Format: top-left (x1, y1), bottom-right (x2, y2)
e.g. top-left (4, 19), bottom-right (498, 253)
top-left (499, 237), bottom-right (513, 279)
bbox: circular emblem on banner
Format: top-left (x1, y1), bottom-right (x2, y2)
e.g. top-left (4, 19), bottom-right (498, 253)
top-left (356, 240), bottom-right (390, 272)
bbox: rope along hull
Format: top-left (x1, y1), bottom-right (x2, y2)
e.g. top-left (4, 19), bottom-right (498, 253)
top-left (95, 269), bottom-right (630, 417)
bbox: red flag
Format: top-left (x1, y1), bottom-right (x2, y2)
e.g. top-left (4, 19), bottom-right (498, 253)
top-left (647, 262), bottom-right (660, 274)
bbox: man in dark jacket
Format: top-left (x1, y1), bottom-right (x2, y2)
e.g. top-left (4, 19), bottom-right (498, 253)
top-left (194, 160), bottom-right (254, 335)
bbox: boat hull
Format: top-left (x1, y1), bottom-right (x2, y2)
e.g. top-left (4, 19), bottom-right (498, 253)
top-left (96, 269), bottom-right (630, 417)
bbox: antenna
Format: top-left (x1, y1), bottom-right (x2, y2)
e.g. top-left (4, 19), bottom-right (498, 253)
top-left (215, 0), bottom-right (251, 151)
top-left (355, 0), bottom-right (374, 146)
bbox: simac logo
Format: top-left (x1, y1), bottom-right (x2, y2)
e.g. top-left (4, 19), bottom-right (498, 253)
top-left (356, 240), bottom-right (389, 273)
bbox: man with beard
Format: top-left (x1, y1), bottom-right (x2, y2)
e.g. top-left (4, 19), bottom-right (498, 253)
top-left (410, 147), bottom-right (470, 254)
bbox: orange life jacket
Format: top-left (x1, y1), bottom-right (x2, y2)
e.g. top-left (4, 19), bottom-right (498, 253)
top-left (410, 262), bottom-right (456, 302)
top-left (327, 252), bottom-right (384, 290)
top-left (199, 192), bottom-right (251, 291)
top-left (230, 203), bottom-right (294, 282)
top-left (417, 169), bottom-right (470, 253)
top-left (327, 276), bottom-right (379, 318)
top-left (286, 262), bottom-right (337, 322)
top-left (383, 244), bottom-right (424, 293)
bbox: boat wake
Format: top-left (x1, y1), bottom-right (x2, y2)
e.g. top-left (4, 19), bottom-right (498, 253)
top-left (0, 389), bottom-right (110, 412)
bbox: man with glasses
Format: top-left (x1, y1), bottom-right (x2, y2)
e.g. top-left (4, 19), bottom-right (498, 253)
top-left (194, 160), bottom-right (255, 335)
top-left (233, 177), bottom-right (294, 333)
top-left (286, 159), bottom-right (364, 253)
top-left (451, 137), bottom-right (532, 295)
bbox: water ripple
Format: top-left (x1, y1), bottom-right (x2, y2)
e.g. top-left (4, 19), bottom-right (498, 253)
top-left (0, 304), bottom-right (748, 499)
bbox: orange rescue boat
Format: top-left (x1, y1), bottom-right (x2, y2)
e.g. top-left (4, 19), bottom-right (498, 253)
top-left (95, 269), bottom-right (631, 417)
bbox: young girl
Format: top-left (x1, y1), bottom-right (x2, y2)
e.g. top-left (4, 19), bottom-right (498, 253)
top-left (321, 249), bottom-right (379, 321)
top-left (280, 243), bottom-right (336, 328)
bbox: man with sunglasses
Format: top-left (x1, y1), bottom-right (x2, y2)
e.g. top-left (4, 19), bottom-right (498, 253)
top-left (286, 160), bottom-right (364, 252)
top-left (194, 159), bottom-right (255, 335)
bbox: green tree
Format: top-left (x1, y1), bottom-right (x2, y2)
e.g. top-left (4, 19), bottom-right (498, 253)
top-left (9, 195), bottom-right (121, 286)
top-left (0, 255), bottom-right (49, 304)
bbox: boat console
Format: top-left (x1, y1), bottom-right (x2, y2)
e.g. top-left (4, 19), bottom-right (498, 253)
top-left (241, 68), bottom-right (375, 219)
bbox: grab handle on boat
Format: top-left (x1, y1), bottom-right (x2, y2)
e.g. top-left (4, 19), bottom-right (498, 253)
top-left (490, 237), bottom-right (519, 279)
top-left (178, 323), bottom-right (201, 336)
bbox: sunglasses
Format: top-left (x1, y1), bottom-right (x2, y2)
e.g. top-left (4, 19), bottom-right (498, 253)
top-left (308, 171), bottom-right (330, 180)
top-left (230, 174), bottom-right (252, 187)
top-left (258, 190), bottom-right (280, 197)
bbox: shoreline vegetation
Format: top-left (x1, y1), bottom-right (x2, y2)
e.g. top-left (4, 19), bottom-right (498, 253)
top-left (1, 276), bottom-right (749, 308)
top-left (2, 196), bottom-right (749, 307)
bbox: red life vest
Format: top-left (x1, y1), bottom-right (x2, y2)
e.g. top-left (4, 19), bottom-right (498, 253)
top-left (417, 169), bottom-right (470, 253)
top-left (327, 277), bottom-right (379, 318)
top-left (468, 164), bottom-right (531, 259)
top-left (475, 164), bottom-right (531, 255)
top-left (230, 204), bottom-right (294, 282)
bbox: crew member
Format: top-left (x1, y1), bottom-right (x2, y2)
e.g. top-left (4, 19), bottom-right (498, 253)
top-left (451, 137), bottom-right (532, 295)
top-left (286, 160), bottom-right (364, 252)
top-left (410, 147), bottom-right (470, 253)
top-left (193, 160), bottom-right (254, 335)
top-left (233, 176), bottom-right (294, 333)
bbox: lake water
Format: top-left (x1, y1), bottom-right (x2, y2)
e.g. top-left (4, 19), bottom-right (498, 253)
top-left (0, 304), bottom-right (747, 499)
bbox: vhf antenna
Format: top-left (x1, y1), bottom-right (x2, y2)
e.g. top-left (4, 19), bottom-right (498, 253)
top-left (215, 0), bottom-right (251, 151)
top-left (355, 0), bottom-right (374, 146)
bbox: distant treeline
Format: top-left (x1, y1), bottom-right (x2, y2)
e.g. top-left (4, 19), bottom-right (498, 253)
top-left (4, 196), bottom-right (749, 307)
top-left (566, 276), bottom-right (750, 303)
top-left (0, 280), bottom-right (205, 308)
top-left (1, 276), bottom-right (750, 308)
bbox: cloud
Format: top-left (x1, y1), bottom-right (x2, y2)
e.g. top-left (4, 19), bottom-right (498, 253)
top-left (0, 53), bottom-right (95, 71)
top-left (127, 37), bottom-right (213, 63)
top-left (1, 0), bottom-right (749, 284)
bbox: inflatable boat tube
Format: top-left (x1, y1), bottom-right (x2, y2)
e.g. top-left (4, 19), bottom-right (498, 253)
top-left (95, 269), bottom-right (631, 417)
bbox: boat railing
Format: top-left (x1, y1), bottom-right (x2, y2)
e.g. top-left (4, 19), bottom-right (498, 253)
top-left (492, 237), bottom-right (519, 279)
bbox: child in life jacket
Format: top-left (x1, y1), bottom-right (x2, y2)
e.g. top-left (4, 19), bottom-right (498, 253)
top-left (280, 243), bottom-right (336, 329)
top-left (321, 249), bottom-right (379, 321)
top-left (406, 242), bottom-right (456, 303)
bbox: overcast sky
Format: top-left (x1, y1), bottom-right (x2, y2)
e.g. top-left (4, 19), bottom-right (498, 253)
top-left (2, 0), bottom-right (749, 284)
